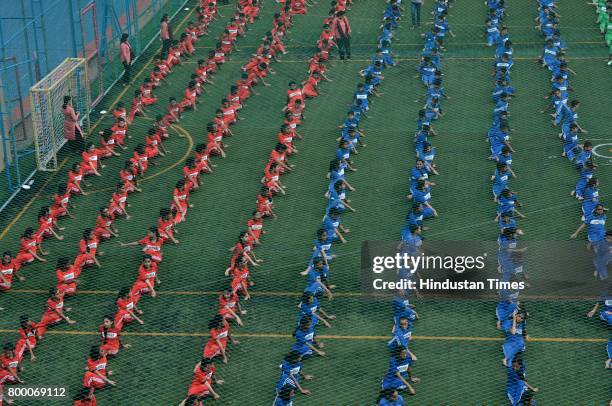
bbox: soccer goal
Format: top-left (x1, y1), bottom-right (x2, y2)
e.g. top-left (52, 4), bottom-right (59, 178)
top-left (30, 58), bottom-right (91, 171)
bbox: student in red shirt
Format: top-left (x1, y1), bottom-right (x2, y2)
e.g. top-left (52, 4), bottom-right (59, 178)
top-left (130, 254), bottom-right (160, 300)
top-left (213, 110), bottom-right (232, 138)
top-left (113, 102), bottom-right (127, 122)
top-left (132, 144), bottom-right (150, 174)
top-left (181, 81), bottom-right (198, 111)
top-left (78, 228), bottom-right (102, 268)
top-left (183, 157), bottom-right (202, 191)
top-left (194, 143), bottom-right (214, 175)
top-left (145, 128), bottom-right (166, 159)
top-left (111, 116), bottom-right (129, 149)
top-left (120, 227), bottom-right (164, 263)
top-left (218, 289), bottom-right (245, 326)
top-left (83, 346), bottom-right (115, 391)
top-left (154, 114), bottom-right (171, 140)
top-left (94, 207), bottom-right (118, 241)
top-left (171, 179), bottom-right (192, 223)
top-left (262, 161), bottom-right (286, 195)
top-left (55, 257), bottom-right (82, 296)
top-left (256, 186), bottom-right (276, 219)
top-left (97, 129), bottom-right (118, 159)
top-left (120, 160), bottom-right (141, 194)
top-left (206, 123), bottom-right (226, 158)
top-left (247, 210), bottom-right (265, 244)
top-left (0, 343), bottom-right (23, 385)
top-left (139, 78), bottom-right (158, 105)
top-left (16, 227), bottom-right (46, 265)
top-left (157, 208), bottom-right (179, 244)
top-left (179, 358), bottom-right (222, 404)
top-left (230, 256), bottom-right (251, 300)
top-left (269, 143), bottom-right (294, 173)
top-left (128, 89), bottom-right (145, 123)
top-left (203, 315), bottom-right (236, 364)
top-left (15, 314), bottom-right (37, 362)
top-left (166, 97), bottom-right (183, 123)
top-left (51, 183), bottom-right (74, 220)
top-left (114, 287), bottom-right (144, 330)
top-left (0, 252), bottom-right (23, 291)
top-left (100, 315), bottom-right (130, 357)
top-left (225, 231), bottom-right (261, 275)
top-left (108, 183), bottom-right (130, 220)
top-left (81, 142), bottom-right (103, 177)
top-left (302, 73), bottom-right (321, 98)
top-left (277, 124), bottom-right (298, 155)
top-left (36, 288), bottom-right (76, 339)
top-left (36, 206), bottom-right (64, 242)
top-left (67, 162), bottom-right (88, 195)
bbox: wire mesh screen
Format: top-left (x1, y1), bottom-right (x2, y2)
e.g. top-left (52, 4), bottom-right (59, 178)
top-left (0, 0), bottom-right (610, 405)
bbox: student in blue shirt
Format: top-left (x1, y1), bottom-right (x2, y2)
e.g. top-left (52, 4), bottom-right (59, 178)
top-left (573, 141), bottom-right (593, 169)
top-left (496, 288), bottom-right (520, 329)
top-left (571, 204), bottom-right (607, 244)
top-left (502, 310), bottom-right (527, 367)
top-left (587, 294), bottom-right (612, 324)
top-left (488, 123), bottom-right (513, 159)
top-left (498, 211), bottom-right (523, 235)
top-left (417, 143), bottom-right (438, 175)
top-left (425, 97), bottom-right (443, 122)
top-left (491, 163), bottom-right (510, 201)
top-left (379, 40), bottom-right (397, 67)
top-left (353, 83), bottom-right (370, 112)
top-left (561, 123), bottom-right (580, 160)
top-left (418, 57), bottom-right (436, 86)
top-left (292, 315), bottom-right (325, 358)
top-left (496, 40), bottom-right (514, 60)
top-left (485, 19), bottom-right (501, 46)
top-left (496, 189), bottom-right (526, 221)
top-left (377, 388), bottom-right (405, 406)
top-left (322, 207), bottom-right (349, 244)
top-left (388, 316), bottom-right (415, 350)
top-left (273, 385), bottom-right (295, 406)
top-left (591, 231), bottom-right (611, 280)
top-left (336, 139), bottom-right (353, 166)
top-left (493, 93), bottom-right (510, 120)
top-left (581, 177), bottom-right (600, 216)
top-left (492, 79), bottom-right (515, 103)
top-left (415, 110), bottom-right (435, 135)
top-left (299, 291), bottom-right (335, 328)
top-left (327, 180), bottom-right (356, 215)
top-left (506, 357), bottom-right (539, 406)
top-left (400, 224), bottom-right (424, 258)
top-left (496, 146), bottom-right (514, 169)
top-left (408, 180), bottom-right (437, 217)
top-left (381, 346), bottom-right (418, 394)
top-left (328, 159), bottom-right (355, 190)
top-left (276, 350), bottom-right (312, 396)
top-left (409, 159), bottom-right (430, 194)
top-left (414, 125), bottom-right (431, 153)
top-left (572, 161), bottom-right (596, 199)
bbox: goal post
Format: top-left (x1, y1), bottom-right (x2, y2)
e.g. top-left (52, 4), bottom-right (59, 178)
top-left (30, 58), bottom-right (91, 171)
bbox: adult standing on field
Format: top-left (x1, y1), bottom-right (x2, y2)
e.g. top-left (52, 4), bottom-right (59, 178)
top-left (120, 33), bottom-right (134, 87)
top-left (411, 0), bottom-right (423, 28)
top-left (332, 11), bottom-right (352, 60)
top-left (160, 14), bottom-right (172, 54)
top-left (62, 95), bottom-right (84, 153)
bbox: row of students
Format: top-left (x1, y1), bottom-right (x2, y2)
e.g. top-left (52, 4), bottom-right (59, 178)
top-left (481, 3), bottom-right (541, 405)
top-left (537, 0), bottom-right (611, 380)
top-left (76, 0), bottom-right (271, 404)
top-left (0, 0), bottom-right (261, 404)
top-left (382, 2), bottom-right (458, 404)
top-left (177, 1), bottom-right (331, 405)
top-left (276, 1), bottom-right (413, 402)
top-left (536, 2), bottom-right (609, 269)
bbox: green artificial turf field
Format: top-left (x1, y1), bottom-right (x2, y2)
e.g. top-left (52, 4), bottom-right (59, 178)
top-left (0, 0), bottom-right (610, 404)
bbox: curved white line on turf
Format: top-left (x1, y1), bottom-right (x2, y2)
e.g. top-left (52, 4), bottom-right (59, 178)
top-left (592, 143), bottom-right (612, 159)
